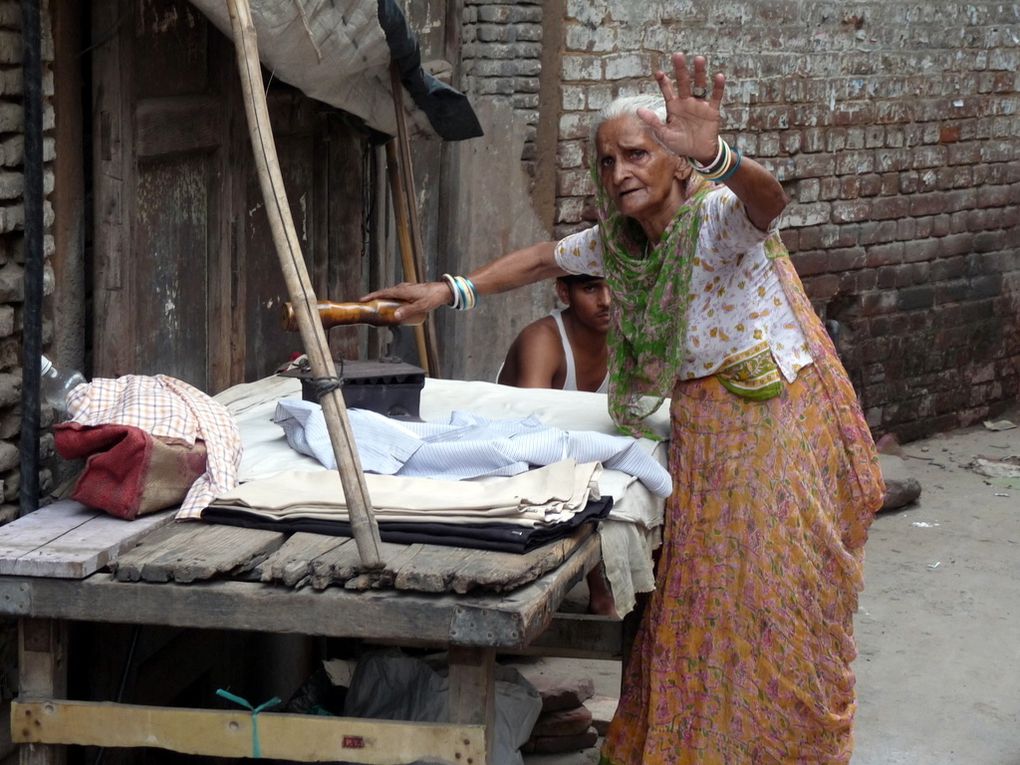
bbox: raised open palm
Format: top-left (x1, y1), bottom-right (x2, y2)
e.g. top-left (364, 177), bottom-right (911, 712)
top-left (636, 53), bottom-right (725, 165)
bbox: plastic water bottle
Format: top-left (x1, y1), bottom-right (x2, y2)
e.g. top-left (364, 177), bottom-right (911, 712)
top-left (39, 355), bottom-right (87, 419)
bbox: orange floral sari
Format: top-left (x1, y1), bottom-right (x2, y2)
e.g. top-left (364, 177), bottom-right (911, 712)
top-left (600, 251), bottom-right (884, 764)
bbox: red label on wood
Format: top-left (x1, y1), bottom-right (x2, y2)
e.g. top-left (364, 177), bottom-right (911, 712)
top-left (342, 736), bottom-right (365, 749)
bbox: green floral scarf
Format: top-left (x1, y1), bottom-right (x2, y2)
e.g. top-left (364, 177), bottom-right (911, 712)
top-left (593, 165), bottom-right (712, 438)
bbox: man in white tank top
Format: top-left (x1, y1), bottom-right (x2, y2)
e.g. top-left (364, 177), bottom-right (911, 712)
top-left (498, 274), bottom-right (611, 393)
top-left (498, 274), bottom-right (617, 616)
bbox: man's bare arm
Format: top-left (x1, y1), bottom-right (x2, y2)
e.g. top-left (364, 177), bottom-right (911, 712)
top-left (498, 321), bottom-right (563, 388)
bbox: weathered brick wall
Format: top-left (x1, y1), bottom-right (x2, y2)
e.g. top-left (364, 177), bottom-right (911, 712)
top-left (0, 0), bottom-right (56, 523)
top-left (460, 0), bottom-right (544, 178)
top-left (544, 0), bottom-right (1019, 440)
top-left (446, 0), bottom-right (562, 381)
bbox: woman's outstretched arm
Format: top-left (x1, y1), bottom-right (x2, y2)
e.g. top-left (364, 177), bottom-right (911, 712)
top-left (363, 240), bottom-right (566, 323)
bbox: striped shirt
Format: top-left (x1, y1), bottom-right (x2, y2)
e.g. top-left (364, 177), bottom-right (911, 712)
top-left (272, 398), bottom-right (673, 498)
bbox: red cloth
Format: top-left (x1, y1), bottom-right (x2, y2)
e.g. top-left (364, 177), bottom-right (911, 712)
top-left (54, 422), bottom-right (207, 520)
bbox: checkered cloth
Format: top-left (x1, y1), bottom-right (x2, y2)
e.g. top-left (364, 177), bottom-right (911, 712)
top-left (66, 375), bottom-right (242, 519)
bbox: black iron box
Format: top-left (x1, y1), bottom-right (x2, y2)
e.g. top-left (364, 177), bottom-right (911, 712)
top-left (281, 359), bottom-right (426, 419)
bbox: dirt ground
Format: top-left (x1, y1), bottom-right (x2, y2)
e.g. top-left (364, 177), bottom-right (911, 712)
top-left (512, 405), bottom-right (1020, 764)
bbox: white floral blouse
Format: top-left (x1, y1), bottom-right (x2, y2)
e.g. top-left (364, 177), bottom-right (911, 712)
top-left (554, 187), bottom-right (813, 388)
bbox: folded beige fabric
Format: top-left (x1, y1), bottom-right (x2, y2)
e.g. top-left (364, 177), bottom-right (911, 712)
top-left (206, 460), bottom-right (601, 525)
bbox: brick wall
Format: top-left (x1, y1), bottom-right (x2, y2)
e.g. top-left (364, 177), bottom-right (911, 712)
top-left (460, 0), bottom-right (544, 180)
top-left (0, 0), bottom-right (56, 523)
top-left (488, 0), bottom-right (1018, 441)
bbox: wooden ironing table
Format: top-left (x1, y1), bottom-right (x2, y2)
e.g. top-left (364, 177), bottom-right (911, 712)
top-left (2, 376), bottom-right (663, 763)
top-left (0, 500), bottom-right (612, 765)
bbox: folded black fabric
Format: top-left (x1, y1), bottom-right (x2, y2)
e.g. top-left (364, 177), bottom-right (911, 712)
top-left (202, 496), bottom-right (613, 554)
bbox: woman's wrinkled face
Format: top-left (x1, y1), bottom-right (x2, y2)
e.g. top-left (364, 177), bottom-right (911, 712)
top-left (596, 115), bottom-right (690, 228)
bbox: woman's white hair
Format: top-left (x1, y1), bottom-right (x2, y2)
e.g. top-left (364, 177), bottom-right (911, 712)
top-left (589, 94), bottom-right (667, 149)
top-left (588, 93), bottom-right (703, 197)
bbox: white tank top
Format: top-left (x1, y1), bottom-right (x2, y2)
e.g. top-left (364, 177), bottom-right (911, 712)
top-left (551, 309), bottom-right (610, 394)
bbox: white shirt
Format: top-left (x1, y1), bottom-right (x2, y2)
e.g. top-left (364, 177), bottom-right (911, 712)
top-left (550, 308), bottom-right (610, 394)
top-left (553, 187), bottom-right (813, 384)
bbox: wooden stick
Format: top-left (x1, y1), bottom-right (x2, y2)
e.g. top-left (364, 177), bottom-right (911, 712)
top-left (226, 0), bottom-right (382, 569)
top-left (12, 699), bottom-right (486, 763)
top-left (388, 62), bottom-right (442, 378)
top-left (384, 141), bottom-right (431, 375)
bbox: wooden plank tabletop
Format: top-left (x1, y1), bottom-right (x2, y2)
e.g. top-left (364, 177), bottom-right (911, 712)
top-left (254, 532), bottom-right (348, 587)
top-left (308, 537), bottom-right (365, 589)
top-left (104, 519), bottom-right (595, 595)
top-left (0, 531), bottom-right (601, 648)
top-left (0, 500), bottom-right (600, 596)
top-left (111, 523), bottom-right (285, 583)
top-left (0, 501), bottom-right (174, 579)
top-left (450, 530), bottom-right (590, 594)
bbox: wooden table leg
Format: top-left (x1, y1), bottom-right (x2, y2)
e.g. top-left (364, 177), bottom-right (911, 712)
top-left (448, 646), bottom-right (496, 765)
top-left (18, 618), bottom-right (68, 765)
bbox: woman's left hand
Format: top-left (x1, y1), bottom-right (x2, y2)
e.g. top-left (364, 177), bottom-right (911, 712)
top-left (637, 53), bottom-right (724, 165)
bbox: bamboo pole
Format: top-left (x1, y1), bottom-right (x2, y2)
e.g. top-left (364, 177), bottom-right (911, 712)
top-left (227, 0), bottom-right (382, 569)
top-left (388, 62), bottom-right (442, 378)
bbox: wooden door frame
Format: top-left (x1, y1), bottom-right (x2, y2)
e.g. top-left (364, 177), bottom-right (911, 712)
top-left (50, 0), bottom-right (87, 375)
top-left (88, 0), bottom-right (240, 389)
top-left (89, 0), bottom-right (131, 379)
top-left (81, 0), bottom-right (404, 390)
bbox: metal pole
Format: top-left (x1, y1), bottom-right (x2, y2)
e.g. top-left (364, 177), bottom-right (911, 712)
top-left (19, 0), bottom-right (45, 517)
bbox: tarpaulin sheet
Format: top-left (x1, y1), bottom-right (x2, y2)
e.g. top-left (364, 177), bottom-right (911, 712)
top-left (190, 0), bottom-right (482, 140)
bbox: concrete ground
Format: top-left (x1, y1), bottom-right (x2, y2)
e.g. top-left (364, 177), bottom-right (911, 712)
top-left (511, 406), bottom-right (1020, 764)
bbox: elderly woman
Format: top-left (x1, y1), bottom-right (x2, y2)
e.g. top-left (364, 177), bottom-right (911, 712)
top-left (368, 53), bottom-right (884, 764)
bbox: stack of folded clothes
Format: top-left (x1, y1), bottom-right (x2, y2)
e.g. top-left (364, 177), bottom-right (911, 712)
top-left (206, 375), bottom-right (671, 576)
top-left (202, 460), bottom-right (612, 553)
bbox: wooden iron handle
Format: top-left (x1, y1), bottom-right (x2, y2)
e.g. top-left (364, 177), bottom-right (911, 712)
top-left (282, 299), bottom-right (424, 331)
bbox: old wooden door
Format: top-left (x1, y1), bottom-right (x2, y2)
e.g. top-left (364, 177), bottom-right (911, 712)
top-left (90, 0), bottom-right (367, 393)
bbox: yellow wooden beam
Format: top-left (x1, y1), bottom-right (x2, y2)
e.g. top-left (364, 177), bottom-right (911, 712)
top-left (12, 700), bottom-right (485, 765)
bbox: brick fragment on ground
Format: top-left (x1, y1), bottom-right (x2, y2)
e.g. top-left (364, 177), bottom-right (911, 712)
top-left (531, 704), bottom-right (593, 737)
top-left (585, 694), bottom-right (619, 736)
top-left (530, 676), bottom-right (595, 712)
top-left (882, 477), bottom-right (923, 510)
top-left (522, 726), bottom-right (599, 754)
top-left (878, 453), bottom-right (922, 510)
